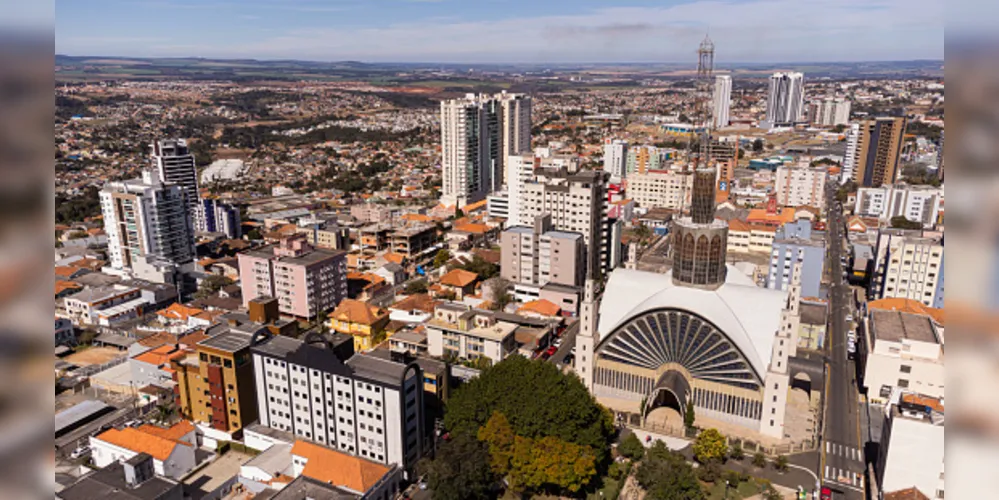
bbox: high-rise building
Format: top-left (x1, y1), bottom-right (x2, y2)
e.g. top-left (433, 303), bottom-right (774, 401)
top-left (846, 117), bottom-right (908, 187)
top-left (501, 214), bottom-right (586, 303)
top-left (870, 230), bottom-right (944, 308)
top-left (505, 154), bottom-right (537, 227)
top-left (854, 185), bottom-right (943, 229)
top-left (518, 169), bottom-right (615, 276)
top-left (100, 169), bottom-right (197, 287)
top-left (774, 165), bottom-right (827, 208)
top-left (764, 72), bottom-right (805, 128)
top-left (712, 75), bottom-right (732, 128)
top-left (602, 139), bottom-right (628, 179)
top-left (626, 145), bottom-right (669, 175)
top-left (807, 97), bottom-right (851, 127)
top-left (151, 139), bottom-right (199, 214)
top-left (195, 197), bottom-right (241, 239)
top-left (765, 220), bottom-right (826, 297)
top-left (237, 233), bottom-right (348, 319)
top-left (251, 335), bottom-right (425, 470)
top-left (626, 170), bottom-right (692, 210)
top-left (439, 92), bottom-right (530, 207)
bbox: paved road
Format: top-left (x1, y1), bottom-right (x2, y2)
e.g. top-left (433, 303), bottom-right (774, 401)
top-left (821, 185), bottom-right (865, 500)
top-left (547, 320), bottom-right (578, 367)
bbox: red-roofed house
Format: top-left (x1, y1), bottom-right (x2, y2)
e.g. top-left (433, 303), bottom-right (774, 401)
top-left (290, 440), bottom-right (402, 497)
top-left (90, 422), bottom-right (197, 479)
top-left (437, 269), bottom-right (478, 299)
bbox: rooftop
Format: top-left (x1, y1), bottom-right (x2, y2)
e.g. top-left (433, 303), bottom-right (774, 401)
top-left (330, 299), bottom-right (388, 327)
top-left (197, 329), bottom-right (256, 353)
top-left (251, 335), bottom-right (352, 376)
top-left (870, 310), bottom-right (940, 344)
top-left (868, 298), bottom-right (944, 326)
top-left (346, 353), bottom-right (412, 386)
top-left (291, 439), bottom-right (392, 493)
top-left (93, 424), bottom-right (191, 461)
top-left (440, 268), bottom-right (478, 287)
top-left (57, 461), bottom-right (181, 500)
top-left (269, 475), bottom-right (360, 500)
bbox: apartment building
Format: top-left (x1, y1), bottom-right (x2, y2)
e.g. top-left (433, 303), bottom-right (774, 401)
top-left (151, 139), bottom-right (198, 215)
top-left (296, 217), bottom-right (350, 250)
top-left (764, 72), bottom-right (805, 128)
top-left (862, 308), bottom-right (944, 403)
top-left (100, 169), bottom-right (197, 286)
top-left (518, 169), bottom-right (615, 275)
top-left (602, 139), bottom-right (628, 179)
top-left (425, 303), bottom-right (518, 364)
top-left (875, 394), bottom-right (945, 499)
top-left (774, 165), bottom-right (826, 209)
top-left (726, 220), bottom-right (775, 255)
top-left (63, 284), bottom-right (148, 326)
top-left (854, 185), bottom-right (943, 229)
top-left (626, 145), bottom-right (669, 175)
top-left (766, 220), bottom-right (826, 298)
top-left (251, 335), bottom-right (425, 470)
top-left (806, 97), bottom-right (851, 127)
top-left (626, 170), bottom-right (692, 210)
top-left (870, 230), bottom-right (944, 308)
top-left (713, 75), bottom-right (732, 128)
top-left (195, 197), bottom-right (241, 239)
top-left (350, 204), bottom-right (396, 224)
top-left (497, 91), bottom-right (532, 184)
top-left (844, 117), bottom-right (908, 187)
top-left (238, 234), bottom-right (348, 319)
top-left (501, 214), bottom-right (585, 304)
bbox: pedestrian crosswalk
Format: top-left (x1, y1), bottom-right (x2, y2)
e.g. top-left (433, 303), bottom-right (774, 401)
top-left (824, 465), bottom-right (863, 487)
top-left (825, 441), bottom-right (863, 462)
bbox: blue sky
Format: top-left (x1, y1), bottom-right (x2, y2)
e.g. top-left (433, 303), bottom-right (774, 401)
top-left (56, 0), bottom-right (944, 63)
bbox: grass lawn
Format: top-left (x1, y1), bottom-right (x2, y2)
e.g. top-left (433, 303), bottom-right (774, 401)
top-left (704, 479), bottom-right (766, 500)
top-left (586, 474), bottom-right (624, 500)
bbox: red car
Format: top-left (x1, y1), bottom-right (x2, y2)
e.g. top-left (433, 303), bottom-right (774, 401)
top-left (545, 345), bottom-right (558, 356)
top-left (820, 487), bottom-right (833, 500)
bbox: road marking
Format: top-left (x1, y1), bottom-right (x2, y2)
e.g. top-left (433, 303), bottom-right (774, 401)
top-left (826, 441), bottom-right (830, 453)
top-left (824, 465), bottom-right (830, 479)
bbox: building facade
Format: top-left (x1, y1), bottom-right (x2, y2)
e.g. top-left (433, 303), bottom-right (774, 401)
top-left (501, 215), bottom-right (585, 302)
top-left (774, 166), bottom-right (826, 209)
top-left (766, 220), bottom-right (826, 298)
top-left (870, 231), bottom-right (944, 308)
top-left (806, 97), bottom-right (851, 127)
top-left (603, 139), bottom-right (629, 179)
top-left (764, 72), bottom-right (805, 128)
top-left (626, 145), bottom-right (670, 175)
top-left (195, 197), bottom-right (241, 239)
top-left (626, 170), bottom-right (692, 210)
top-left (238, 234), bottom-right (348, 319)
top-left (425, 304), bottom-right (518, 364)
top-left (862, 309), bottom-right (944, 403)
top-left (151, 139), bottom-right (199, 215)
top-left (854, 185), bottom-right (943, 229)
top-left (845, 117), bottom-right (908, 187)
top-left (713, 75), bottom-right (732, 128)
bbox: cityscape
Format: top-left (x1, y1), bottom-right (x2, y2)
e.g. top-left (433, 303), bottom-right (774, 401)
top-left (53, 3), bottom-right (948, 500)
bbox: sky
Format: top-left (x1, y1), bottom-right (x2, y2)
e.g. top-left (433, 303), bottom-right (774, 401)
top-left (55, 0), bottom-right (944, 64)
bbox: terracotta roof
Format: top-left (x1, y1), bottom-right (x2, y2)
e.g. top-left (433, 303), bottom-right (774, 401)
top-left (137, 331), bottom-right (179, 348)
top-left (291, 440), bottom-right (391, 493)
top-left (900, 393), bottom-right (944, 413)
top-left (883, 488), bottom-right (930, 500)
top-left (391, 294), bottom-right (439, 313)
top-left (453, 223), bottom-right (490, 235)
top-left (54, 266), bottom-right (82, 279)
top-left (55, 280), bottom-right (83, 297)
top-left (383, 252), bottom-right (407, 265)
top-left (517, 299), bottom-right (562, 317)
top-left (137, 421), bottom-right (195, 442)
top-left (133, 344), bottom-right (188, 367)
top-left (178, 330), bottom-right (209, 346)
top-left (94, 426), bottom-right (190, 461)
top-left (867, 298), bottom-right (945, 325)
top-left (331, 299), bottom-right (388, 326)
top-left (471, 248), bottom-right (501, 264)
top-left (461, 199), bottom-right (488, 212)
top-left (157, 302), bottom-right (207, 322)
top-left (440, 269), bottom-right (478, 288)
top-left (400, 213), bottom-right (435, 223)
top-left (747, 207), bottom-right (796, 225)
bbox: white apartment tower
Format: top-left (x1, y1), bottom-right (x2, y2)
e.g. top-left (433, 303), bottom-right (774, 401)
top-left (809, 97), bottom-right (851, 127)
top-left (842, 123), bottom-right (861, 185)
top-left (505, 154), bottom-right (537, 227)
top-left (764, 72), bottom-right (805, 128)
top-left (774, 165), bottom-right (827, 208)
top-left (100, 169), bottom-right (197, 286)
top-left (440, 92), bottom-right (531, 207)
top-left (626, 170), bottom-right (693, 210)
top-left (151, 139), bottom-right (199, 214)
top-left (871, 231), bottom-right (945, 308)
top-left (712, 75), bottom-right (732, 128)
top-left (602, 139), bottom-right (629, 180)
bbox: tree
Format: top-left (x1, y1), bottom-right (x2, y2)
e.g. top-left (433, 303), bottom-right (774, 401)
top-left (246, 228), bottom-right (263, 240)
top-left (454, 255), bottom-right (499, 280)
top-left (477, 411), bottom-right (515, 475)
top-left (833, 124), bottom-right (847, 133)
top-left (729, 442), bottom-right (745, 461)
top-left (633, 224), bottom-right (652, 245)
top-left (635, 441), bottom-right (705, 500)
top-left (697, 460), bottom-right (721, 483)
top-left (684, 401), bottom-right (696, 430)
top-left (444, 355), bottom-right (614, 461)
top-left (774, 454), bottom-right (789, 473)
top-left (752, 138), bottom-right (764, 152)
top-left (424, 433), bottom-right (494, 500)
top-left (404, 280), bottom-right (428, 295)
top-left (618, 432), bottom-right (646, 460)
top-left (508, 435), bottom-right (597, 493)
top-left (155, 401), bottom-right (177, 424)
top-left (195, 275), bottom-right (234, 299)
top-left (752, 451), bottom-right (767, 468)
top-left (692, 428), bottom-right (727, 464)
top-left (890, 216), bottom-right (922, 230)
top-left (433, 249), bottom-right (452, 268)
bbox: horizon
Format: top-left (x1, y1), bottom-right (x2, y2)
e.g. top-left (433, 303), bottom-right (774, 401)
top-left (56, 0), bottom-right (943, 64)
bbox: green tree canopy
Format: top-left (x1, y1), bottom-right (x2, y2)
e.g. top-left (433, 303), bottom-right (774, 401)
top-left (444, 355), bottom-right (614, 460)
top-left (692, 428), bottom-right (728, 464)
top-left (618, 432), bottom-right (646, 460)
top-left (507, 435), bottom-right (597, 493)
top-left (453, 255), bottom-right (499, 280)
top-left (433, 249), bottom-right (452, 268)
top-left (424, 433), bottom-right (495, 500)
top-left (477, 411), bottom-right (515, 475)
top-left (890, 216), bottom-right (923, 230)
top-left (636, 441), bottom-right (705, 500)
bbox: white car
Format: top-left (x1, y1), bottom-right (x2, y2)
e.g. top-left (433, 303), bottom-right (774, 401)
top-left (70, 446), bottom-right (90, 459)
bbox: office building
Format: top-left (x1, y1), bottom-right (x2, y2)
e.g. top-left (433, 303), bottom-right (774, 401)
top-left (440, 92), bottom-right (530, 207)
top-left (151, 139), bottom-right (198, 214)
top-left (766, 220), bottom-right (826, 298)
top-left (870, 230), bottom-right (944, 308)
top-left (862, 307), bottom-right (944, 403)
top-left (712, 75), bottom-right (732, 128)
top-left (100, 169), bottom-right (197, 287)
top-left (854, 185), bottom-right (943, 229)
top-left (602, 139), bottom-right (629, 179)
top-left (238, 233), bottom-right (348, 319)
top-left (501, 214), bottom-right (585, 303)
top-left (518, 169), bottom-right (615, 276)
top-left (764, 72), bottom-right (805, 128)
top-left (774, 165), bottom-right (826, 209)
top-left (806, 97), bottom-right (851, 127)
top-left (194, 197), bottom-right (241, 239)
top-left (626, 170), bottom-right (692, 210)
top-left (845, 117), bottom-right (908, 187)
top-left (251, 334), bottom-right (425, 470)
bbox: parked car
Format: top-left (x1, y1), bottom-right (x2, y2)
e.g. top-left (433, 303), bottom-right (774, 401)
top-left (820, 486), bottom-right (833, 500)
top-left (545, 346), bottom-right (558, 357)
top-left (562, 354), bottom-right (574, 365)
top-left (70, 446), bottom-right (90, 459)
top-left (124, 419), bottom-right (142, 428)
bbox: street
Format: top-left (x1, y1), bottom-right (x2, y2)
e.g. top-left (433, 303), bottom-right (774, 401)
top-left (820, 184), bottom-right (866, 500)
top-left (547, 320), bottom-right (578, 366)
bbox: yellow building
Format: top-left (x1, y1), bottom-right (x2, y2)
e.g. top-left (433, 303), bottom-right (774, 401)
top-left (329, 299), bottom-right (391, 352)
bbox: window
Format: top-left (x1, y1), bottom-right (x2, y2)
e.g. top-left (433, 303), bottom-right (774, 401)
top-left (900, 365), bottom-right (912, 373)
top-left (898, 379), bottom-right (910, 388)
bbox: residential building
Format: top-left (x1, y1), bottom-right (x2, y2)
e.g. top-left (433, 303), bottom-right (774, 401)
top-left (329, 299), bottom-right (391, 352)
top-left (486, 191), bottom-right (510, 220)
top-left (626, 170), bottom-right (692, 210)
top-left (131, 344), bottom-right (188, 388)
top-left (602, 139), bottom-right (628, 179)
top-left (389, 224), bottom-right (437, 259)
top-left (501, 214), bottom-right (585, 304)
top-left (845, 117), bottom-right (908, 187)
top-left (518, 169), bottom-right (615, 275)
top-left (350, 204), bottom-right (396, 224)
top-left (875, 394), bottom-right (945, 499)
top-left (766, 220), bottom-right (826, 298)
top-left (504, 153), bottom-right (537, 226)
top-left (251, 334), bottom-right (425, 470)
top-left (425, 303), bottom-right (518, 364)
top-left (56, 453), bottom-right (184, 500)
top-left (806, 97), bottom-right (851, 127)
top-left (775, 165), bottom-right (826, 209)
top-left (63, 284), bottom-right (148, 326)
top-left (55, 317), bottom-right (75, 346)
top-left (286, 440), bottom-right (403, 497)
top-left (194, 198), bottom-right (241, 239)
top-left (712, 75), bottom-right (732, 128)
top-left (151, 139), bottom-right (198, 215)
top-left (726, 220), bottom-right (775, 254)
top-left (497, 91), bottom-right (533, 184)
top-left (435, 269), bottom-right (478, 300)
top-left (854, 185), bottom-right (943, 229)
top-left (626, 145), bottom-right (669, 175)
top-left (100, 169), bottom-right (197, 287)
top-left (296, 216), bottom-right (350, 250)
top-left (863, 309), bottom-right (944, 402)
top-left (764, 72), bottom-right (805, 128)
top-left (237, 233), bottom-right (348, 319)
top-left (90, 422), bottom-right (197, 480)
top-left (870, 230), bottom-right (944, 308)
